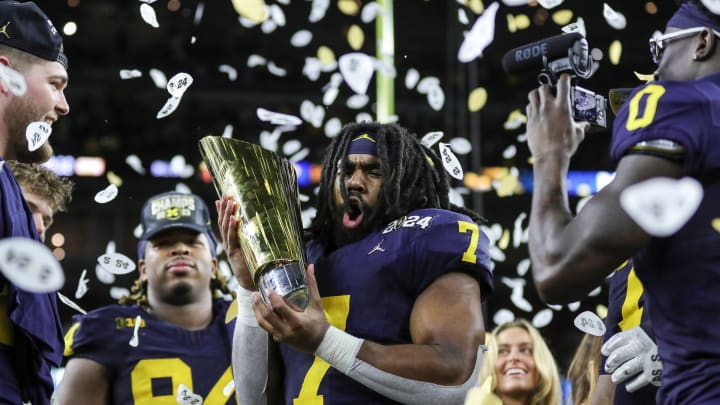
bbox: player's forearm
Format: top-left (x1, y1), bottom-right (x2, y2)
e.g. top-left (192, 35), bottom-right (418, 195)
top-left (356, 339), bottom-right (478, 385)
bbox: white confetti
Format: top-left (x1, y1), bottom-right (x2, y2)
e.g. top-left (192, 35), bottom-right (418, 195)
top-left (309, 0), bottom-right (330, 22)
top-left (176, 383), bottom-right (203, 405)
top-left (247, 54), bottom-right (267, 68)
top-left (97, 252), bottom-right (136, 275)
top-left (568, 301), bottom-right (581, 312)
top-left (222, 124), bottom-right (234, 138)
top-left (218, 64), bottom-right (237, 81)
top-left (238, 16), bottom-right (259, 28)
top-left (438, 143), bottom-right (464, 180)
top-left (139, 3), bottom-right (159, 28)
top-left (266, 62), bottom-right (287, 77)
top-left (156, 96), bottom-right (182, 119)
top-left (502, 277), bottom-right (532, 312)
top-left (300, 100), bottom-right (324, 128)
top-left (57, 292), bottom-right (87, 314)
top-left (702, 0), bottom-right (720, 14)
top-left (338, 52), bottom-right (375, 95)
top-left (603, 3), bottom-right (626, 30)
top-left (257, 108), bottom-right (302, 126)
top-left (261, 19), bottom-right (277, 34)
top-left (493, 308), bottom-right (515, 325)
top-left (290, 30), bottom-right (313, 47)
top-left (301, 207), bottom-right (317, 228)
top-left (129, 315), bottom-right (141, 347)
top-left (110, 286), bottom-right (131, 300)
top-left (289, 147), bottom-right (310, 163)
top-left (25, 122), bottom-right (51, 152)
top-left (427, 86), bottom-right (445, 111)
top-left (574, 310), bottom-right (606, 336)
top-left (322, 86), bottom-right (339, 106)
top-left (125, 154), bottom-right (146, 175)
top-left (302, 57), bottom-right (322, 81)
top-left (449, 137), bottom-right (472, 155)
top-left (0, 64), bottom-right (27, 96)
top-left (588, 286), bottom-right (602, 297)
top-left (537, 0), bottom-right (564, 9)
top-left (416, 76), bottom-right (440, 95)
top-left (166, 73), bottom-right (193, 98)
top-left (149, 68), bottom-right (167, 89)
top-left (324, 117), bottom-right (342, 138)
top-left (355, 112), bottom-right (373, 123)
top-left (346, 94), bottom-right (369, 109)
top-left (0, 238), bottom-right (64, 293)
top-left (282, 139), bottom-right (302, 156)
top-left (458, 2), bottom-right (499, 63)
top-left (516, 258), bottom-right (531, 276)
top-left (404, 68), bottom-right (420, 90)
top-left (420, 131), bottom-right (443, 148)
top-left (620, 177), bottom-right (703, 237)
top-left (512, 212), bottom-right (528, 248)
top-left (74, 269), bottom-right (89, 299)
top-left (94, 184), bottom-right (118, 204)
top-left (95, 265), bottom-right (115, 285)
top-left (174, 182), bottom-right (192, 194)
top-left (458, 8), bottom-right (469, 25)
top-left (502, 144), bottom-right (517, 159)
top-left (119, 69), bottom-right (142, 79)
top-left (193, 1), bottom-right (204, 24)
top-left (502, 0), bottom-right (530, 5)
top-left (259, 129), bottom-right (280, 151)
top-left (268, 4), bottom-right (286, 26)
top-left (532, 309), bottom-right (554, 328)
top-left (361, 2), bottom-right (381, 23)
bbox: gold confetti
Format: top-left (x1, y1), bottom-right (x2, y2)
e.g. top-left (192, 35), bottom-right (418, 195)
top-left (498, 229), bottom-right (510, 250)
top-left (468, 0), bottom-right (484, 14)
top-left (712, 218), bottom-right (720, 232)
top-left (230, 0), bottom-right (268, 23)
top-left (596, 304), bottom-right (608, 319)
top-left (468, 87), bottom-right (488, 112)
top-left (496, 173), bottom-right (519, 197)
top-left (552, 9), bottom-right (573, 25)
top-left (504, 109), bottom-right (527, 130)
top-left (317, 46), bottom-right (336, 66)
top-left (506, 14), bottom-right (531, 32)
top-left (609, 40), bottom-right (622, 65)
top-left (106, 171), bottom-right (123, 187)
top-left (634, 71), bottom-right (655, 82)
top-left (338, 0), bottom-right (360, 16)
top-left (347, 24), bottom-right (364, 50)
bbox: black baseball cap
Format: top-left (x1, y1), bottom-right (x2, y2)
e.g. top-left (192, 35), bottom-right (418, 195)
top-left (137, 192), bottom-right (218, 259)
top-left (0, 1), bottom-right (68, 69)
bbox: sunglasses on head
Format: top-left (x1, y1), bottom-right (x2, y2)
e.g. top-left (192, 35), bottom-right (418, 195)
top-left (649, 26), bottom-right (720, 64)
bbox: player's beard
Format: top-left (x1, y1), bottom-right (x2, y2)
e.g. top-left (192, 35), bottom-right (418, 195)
top-left (164, 281), bottom-right (194, 306)
top-left (3, 95), bottom-right (53, 163)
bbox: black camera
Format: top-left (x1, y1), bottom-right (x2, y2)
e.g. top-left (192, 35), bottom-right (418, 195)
top-left (502, 32), bottom-right (608, 128)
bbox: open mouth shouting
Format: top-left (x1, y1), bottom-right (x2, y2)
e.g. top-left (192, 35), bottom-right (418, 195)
top-left (342, 196), bottom-right (364, 229)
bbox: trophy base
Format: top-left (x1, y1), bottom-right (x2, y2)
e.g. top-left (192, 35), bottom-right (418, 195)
top-left (258, 262), bottom-right (309, 310)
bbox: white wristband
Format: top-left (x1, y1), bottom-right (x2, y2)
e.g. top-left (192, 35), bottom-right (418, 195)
top-left (314, 326), bottom-right (363, 374)
top-left (235, 286), bottom-right (258, 327)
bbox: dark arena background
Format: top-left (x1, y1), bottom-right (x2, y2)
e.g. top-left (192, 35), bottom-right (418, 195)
top-left (37, 0), bottom-right (673, 374)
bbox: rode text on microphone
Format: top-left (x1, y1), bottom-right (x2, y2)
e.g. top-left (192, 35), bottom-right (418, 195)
top-left (502, 32), bottom-right (607, 128)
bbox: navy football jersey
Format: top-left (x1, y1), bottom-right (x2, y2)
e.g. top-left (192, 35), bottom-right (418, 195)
top-left (280, 208), bottom-right (494, 404)
top-left (601, 261), bottom-right (657, 404)
top-left (0, 161), bottom-right (62, 405)
top-left (64, 300), bottom-right (236, 404)
top-left (610, 73), bottom-right (720, 404)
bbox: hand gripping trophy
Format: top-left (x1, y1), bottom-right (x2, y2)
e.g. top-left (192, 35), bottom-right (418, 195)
top-left (199, 136), bottom-right (309, 309)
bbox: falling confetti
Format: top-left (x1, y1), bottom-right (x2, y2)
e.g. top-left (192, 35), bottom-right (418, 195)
top-left (129, 315), bottom-right (142, 347)
top-left (458, 2), bottom-right (499, 63)
top-left (404, 68), bottom-right (420, 90)
top-left (0, 63), bottom-right (27, 96)
top-left (532, 309), bottom-right (554, 328)
top-left (97, 252), bottom-right (136, 275)
top-left (537, 0), bottom-right (564, 9)
top-left (25, 122), bottom-right (51, 152)
top-left (74, 269), bottom-right (89, 299)
top-left (347, 24), bottom-right (364, 50)
top-left (361, 2), bottom-right (381, 23)
top-left (176, 383), bottom-right (204, 405)
top-left (338, 52), bottom-right (375, 95)
top-left (94, 184), bottom-right (119, 204)
top-left (603, 3), bottom-right (627, 30)
top-left (156, 96), bottom-right (182, 119)
top-left (139, 3), bottom-right (159, 28)
top-left (256, 108), bottom-right (302, 126)
top-left (125, 154), bottom-right (146, 175)
top-left (468, 87), bottom-right (488, 112)
top-left (149, 68), bottom-right (167, 88)
top-left (438, 143), bottom-right (464, 180)
top-left (493, 308), bottom-right (515, 325)
top-left (218, 64), bottom-right (238, 81)
top-left (166, 73), bottom-right (194, 98)
top-left (0, 238), bottom-right (64, 293)
top-left (290, 30), bottom-right (313, 47)
top-left (119, 69), bottom-right (142, 79)
top-left (230, 0), bottom-right (268, 23)
top-left (574, 311), bottom-right (606, 336)
top-left (420, 131), bottom-right (443, 149)
top-left (57, 292), bottom-right (87, 314)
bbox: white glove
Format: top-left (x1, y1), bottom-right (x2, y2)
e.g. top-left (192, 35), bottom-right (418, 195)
top-left (601, 326), bottom-right (662, 392)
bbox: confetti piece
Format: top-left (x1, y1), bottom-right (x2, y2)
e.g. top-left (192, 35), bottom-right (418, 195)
top-left (230, 0), bottom-right (268, 23)
top-left (110, 286), bottom-right (130, 300)
top-left (568, 301), bottom-right (581, 312)
top-left (95, 264), bottom-right (116, 285)
top-left (107, 171), bottom-right (123, 187)
top-left (347, 24), bottom-right (364, 50)
top-left (125, 154), bottom-right (146, 175)
top-left (324, 117), bottom-right (342, 138)
top-left (282, 139), bottom-right (302, 156)
top-left (468, 87), bottom-right (488, 112)
top-left (449, 137), bottom-right (472, 155)
top-left (119, 69), bottom-right (142, 79)
top-left (355, 112), bottom-right (373, 123)
top-left (97, 252), bottom-right (136, 275)
top-left (222, 124), bottom-right (234, 138)
top-left (458, 8), bottom-right (470, 25)
top-left (261, 18), bottom-right (278, 34)
top-left (346, 94), bottom-right (369, 109)
top-left (427, 86), bottom-right (445, 111)
top-left (513, 212), bottom-right (528, 248)
top-left (338, 52), bottom-right (375, 95)
top-left (0, 64), bottom-right (26, 96)
top-left (552, 9), bottom-right (573, 25)
top-left (458, 2), bottom-right (498, 63)
top-left (634, 71), bottom-right (655, 81)
top-left (322, 86), bottom-right (339, 106)
top-left (361, 2), bottom-right (381, 23)
top-left (166, 73), bottom-right (193, 98)
top-left (537, 0), bottom-right (563, 9)
top-left (608, 40), bottom-right (622, 65)
top-left (596, 304), bottom-right (608, 319)
top-left (177, 383), bottom-right (203, 405)
top-left (574, 311), bottom-right (606, 336)
top-left (532, 309), bottom-right (553, 328)
top-left (74, 269), bottom-right (89, 299)
top-left (156, 96), bottom-right (182, 119)
top-left (193, 2), bottom-right (204, 25)
top-left (25, 122), bottom-right (51, 152)
top-left (139, 3), bottom-right (159, 28)
top-left (702, 0), bottom-right (720, 14)
top-left (218, 64), bottom-right (237, 81)
top-left (493, 308), bottom-right (515, 325)
top-left (502, 144), bottom-right (517, 159)
top-left (268, 4), bottom-right (286, 26)
top-left (290, 30), bottom-right (313, 47)
top-left (504, 109), bottom-right (527, 130)
top-left (266, 61), bottom-right (287, 77)
top-left (149, 68), bottom-right (167, 89)
top-left (94, 184), bottom-right (118, 204)
top-left (438, 143), bottom-right (464, 180)
top-left (603, 3), bottom-right (627, 30)
top-left (0, 238), bottom-right (64, 293)
top-left (129, 315), bottom-right (141, 347)
top-left (223, 380), bottom-right (235, 397)
top-left (620, 177), bottom-right (703, 237)
top-left (516, 258), bottom-right (530, 276)
top-left (416, 76), bottom-right (440, 95)
top-left (175, 182), bottom-right (192, 194)
top-left (309, 0), bottom-right (330, 23)
top-left (712, 218), bottom-right (720, 232)
top-left (247, 54), bottom-right (267, 68)
top-left (338, 0), bottom-right (360, 15)
top-left (404, 68), bottom-right (420, 90)
top-left (289, 147), bottom-right (310, 163)
top-left (502, 0), bottom-right (529, 5)
top-left (256, 108), bottom-right (303, 126)
top-left (57, 291), bottom-right (87, 314)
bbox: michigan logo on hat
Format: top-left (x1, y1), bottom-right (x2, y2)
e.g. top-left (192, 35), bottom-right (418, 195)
top-left (0, 1), bottom-right (67, 69)
top-left (347, 131), bottom-right (378, 156)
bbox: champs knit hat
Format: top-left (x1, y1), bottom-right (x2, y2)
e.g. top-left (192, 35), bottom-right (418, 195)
top-left (0, 1), bottom-right (68, 69)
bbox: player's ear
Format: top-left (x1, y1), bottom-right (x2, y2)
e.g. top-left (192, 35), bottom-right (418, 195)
top-left (211, 258), bottom-right (218, 279)
top-left (695, 27), bottom-right (716, 61)
top-left (138, 259), bottom-right (148, 281)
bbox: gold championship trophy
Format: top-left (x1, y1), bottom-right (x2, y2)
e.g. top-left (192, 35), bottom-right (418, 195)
top-left (199, 136), bottom-right (309, 310)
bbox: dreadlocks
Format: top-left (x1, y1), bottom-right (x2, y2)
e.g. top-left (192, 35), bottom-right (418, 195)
top-left (119, 271), bottom-right (235, 309)
top-left (311, 122), bottom-right (483, 249)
